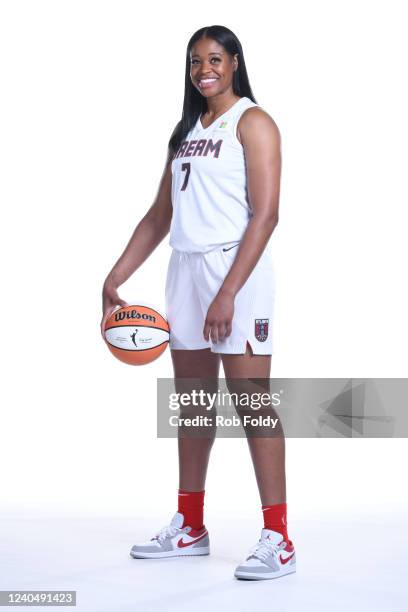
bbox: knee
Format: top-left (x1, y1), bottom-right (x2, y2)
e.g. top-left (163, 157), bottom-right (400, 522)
top-left (224, 378), bottom-right (271, 414)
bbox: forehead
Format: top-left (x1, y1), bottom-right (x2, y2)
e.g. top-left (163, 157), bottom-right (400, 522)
top-left (190, 38), bottom-right (225, 58)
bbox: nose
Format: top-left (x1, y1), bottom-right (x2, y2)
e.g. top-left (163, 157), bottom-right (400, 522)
top-left (202, 60), bottom-right (213, 70)
top-left (198, 64), bottom-right (217, 78)
top-left (194, 59), bottom-right (216, 75)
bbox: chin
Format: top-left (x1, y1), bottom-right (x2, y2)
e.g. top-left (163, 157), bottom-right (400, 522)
top-left (200, 89), bottom-right (221, 98)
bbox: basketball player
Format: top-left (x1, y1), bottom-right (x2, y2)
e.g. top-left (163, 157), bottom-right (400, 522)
top-left (101, 26), bottom-right (296, 580)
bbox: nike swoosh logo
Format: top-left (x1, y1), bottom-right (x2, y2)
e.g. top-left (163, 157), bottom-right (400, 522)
top-left (280, 552), bottom-right (295, 564)
top-left (222, 244), bottom-right (239, 252)
top-left (177, 532), bottom-right (207, 548)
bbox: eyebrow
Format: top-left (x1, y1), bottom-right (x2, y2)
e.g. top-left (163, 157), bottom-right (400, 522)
top-left (191, 52), bottom-right (223, 58)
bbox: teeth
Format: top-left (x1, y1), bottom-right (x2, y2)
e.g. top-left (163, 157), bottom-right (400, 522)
top-left (200, 78), bottom-right (217, 84)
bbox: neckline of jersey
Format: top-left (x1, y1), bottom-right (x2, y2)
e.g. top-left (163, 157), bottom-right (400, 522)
top-left (197, 97), bottom-right (247, 131)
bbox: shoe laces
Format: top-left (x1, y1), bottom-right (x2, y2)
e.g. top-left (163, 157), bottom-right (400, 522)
top-left (248, 538), bottom-right (286, 562)
top-left (152, 524), bottom-right (184, 544)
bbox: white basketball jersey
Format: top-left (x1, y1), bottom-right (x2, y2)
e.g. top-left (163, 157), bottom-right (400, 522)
top-left (169, 96), bottom-right (259, 253)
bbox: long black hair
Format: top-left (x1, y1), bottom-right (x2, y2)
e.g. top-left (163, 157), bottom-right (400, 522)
top-left (167, 25), bottom-right (257, 160)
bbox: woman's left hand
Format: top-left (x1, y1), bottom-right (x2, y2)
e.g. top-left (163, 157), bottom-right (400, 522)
top-left (203, 289), bottom-right (235, 343)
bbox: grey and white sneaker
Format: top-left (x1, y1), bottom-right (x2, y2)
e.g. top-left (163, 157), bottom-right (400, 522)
top-left (130, 512), bottom-right (210, 559)
top-left (234, 529), bottom-right (296, 580)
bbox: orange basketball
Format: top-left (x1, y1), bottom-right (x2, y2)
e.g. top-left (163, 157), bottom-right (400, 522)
top-left (104, 304), bottom-right (169, 365)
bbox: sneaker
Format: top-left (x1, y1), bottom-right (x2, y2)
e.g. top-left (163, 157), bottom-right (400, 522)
top-left (234, 529), bottom-right (296, 580)
top-left (130, 512), bottom-right (210, 559)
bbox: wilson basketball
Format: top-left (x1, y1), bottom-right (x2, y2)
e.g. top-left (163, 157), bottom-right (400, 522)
top-left (104, 304), bottom-right (169, 365)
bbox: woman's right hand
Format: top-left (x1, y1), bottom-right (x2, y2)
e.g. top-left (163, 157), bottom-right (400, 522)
top-left (101, 282), bottom-right (129, 340)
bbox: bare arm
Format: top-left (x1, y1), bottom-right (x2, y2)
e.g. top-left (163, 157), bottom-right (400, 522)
top-left (104, 152), bottom-right (173, 289)
top-left (203, 108), bottom-right (281, 343)
top-left (101, 149), bottom-right (173, 333)
top-left (219, 107), bottom-right (281, 296)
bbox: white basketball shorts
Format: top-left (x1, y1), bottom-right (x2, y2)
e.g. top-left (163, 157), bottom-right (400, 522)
top-left (164, 243), bottom-right (275, 355)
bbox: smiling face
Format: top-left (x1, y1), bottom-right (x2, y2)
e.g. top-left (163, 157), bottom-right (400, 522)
top-left (190, 37), bottom-right (238, 98)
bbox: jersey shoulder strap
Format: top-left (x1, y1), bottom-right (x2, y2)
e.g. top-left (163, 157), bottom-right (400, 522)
top-left (224, 97), bottom-right (260, 143)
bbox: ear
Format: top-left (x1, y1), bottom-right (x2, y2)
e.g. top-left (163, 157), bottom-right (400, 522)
top-left (233, 53), bottom-right (239, 71)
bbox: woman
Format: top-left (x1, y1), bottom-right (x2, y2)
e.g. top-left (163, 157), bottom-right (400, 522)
top-left (101, 25), bottom-right (296, 581)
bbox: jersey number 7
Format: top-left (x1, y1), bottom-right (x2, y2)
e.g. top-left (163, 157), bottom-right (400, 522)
top-left (181, 162), bottom-right (191, 191)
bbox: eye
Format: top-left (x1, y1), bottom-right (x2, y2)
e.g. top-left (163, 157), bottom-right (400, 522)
top-left (190, 57), bottom-right (221, 65)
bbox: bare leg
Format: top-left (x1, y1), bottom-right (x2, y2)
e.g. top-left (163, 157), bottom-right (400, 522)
top-left (221, 342), bottom-right (286, 505)
top-left (171, 348), bottom-right (220, 491)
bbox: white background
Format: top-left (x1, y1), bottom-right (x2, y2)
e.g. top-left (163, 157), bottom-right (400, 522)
top-left (1, 1), bottom-right (407, 609)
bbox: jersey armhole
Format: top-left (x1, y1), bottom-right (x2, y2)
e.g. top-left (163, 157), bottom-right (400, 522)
top-left (232, 105), bottom-right (260, 147)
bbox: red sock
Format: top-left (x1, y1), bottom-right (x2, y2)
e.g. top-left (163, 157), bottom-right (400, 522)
top-left (178, 489), bottom-right (205, 529)
top-left (262, 502), bottom-right (289, 541)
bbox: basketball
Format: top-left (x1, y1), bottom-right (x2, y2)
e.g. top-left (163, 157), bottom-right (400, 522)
top-left (104, 304), bottom-right (169, 365)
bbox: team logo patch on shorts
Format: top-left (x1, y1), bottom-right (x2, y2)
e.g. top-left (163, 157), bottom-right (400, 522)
top-left (255, 319), bottom-right (269, 342)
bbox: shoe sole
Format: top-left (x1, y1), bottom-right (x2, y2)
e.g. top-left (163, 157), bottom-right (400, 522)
top-left (234, 565), bottom-right (296, 580)
top-left (130, 547), bottom-right (210, 559)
